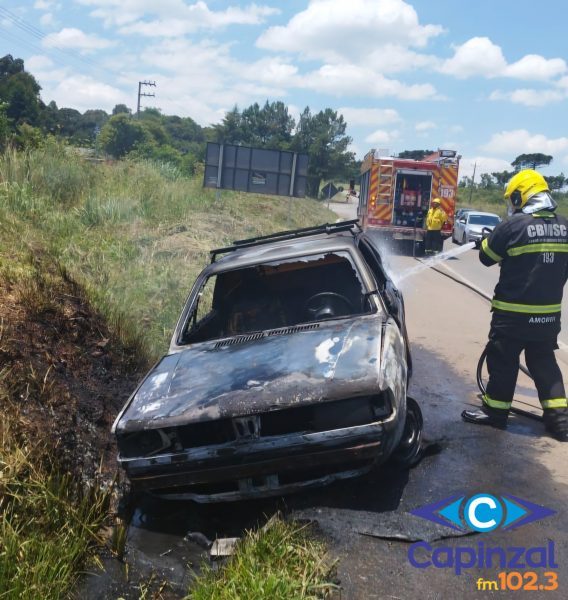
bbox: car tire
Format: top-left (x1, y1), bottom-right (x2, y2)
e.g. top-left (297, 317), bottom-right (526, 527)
top-left (462, 232), bottom-right (467, 245)
top-left (391, 396), bottom-right (423, 468)
top-left (452, 232), bottom-right (457, 244)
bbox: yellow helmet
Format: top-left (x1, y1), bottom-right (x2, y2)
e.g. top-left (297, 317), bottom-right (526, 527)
top-left (504, 169), bottom-right (549, 209)
top-left (432, 197), bottom-right (441, 205)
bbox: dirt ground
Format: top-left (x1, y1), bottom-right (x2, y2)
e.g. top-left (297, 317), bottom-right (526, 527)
top-left (0, 258), bottom-right (143, 486)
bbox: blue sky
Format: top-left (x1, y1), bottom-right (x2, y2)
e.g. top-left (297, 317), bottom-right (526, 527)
top-left (1, 0), bottom-right (568, 180)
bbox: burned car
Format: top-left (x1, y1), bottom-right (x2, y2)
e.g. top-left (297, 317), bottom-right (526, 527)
top-left (112, 220), bottom-right (422, 502)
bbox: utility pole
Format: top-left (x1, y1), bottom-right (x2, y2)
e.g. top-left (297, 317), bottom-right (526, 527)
top-left (137, 81), bottom-right (156, 117)
top-left (468, 161), bottom-right (477, 205)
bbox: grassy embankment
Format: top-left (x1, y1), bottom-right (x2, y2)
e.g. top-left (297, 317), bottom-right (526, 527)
top-left (455, 187), bottom-right (568, 217)
top-left (0, 141), bottom-right (337, 598)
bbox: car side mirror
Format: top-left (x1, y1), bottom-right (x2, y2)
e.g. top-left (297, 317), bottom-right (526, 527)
top-left (459, 218), bottom-right (466, 224)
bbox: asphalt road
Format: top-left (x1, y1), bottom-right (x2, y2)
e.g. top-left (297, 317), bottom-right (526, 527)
top-left (100, 201), bottom-right (568, 599)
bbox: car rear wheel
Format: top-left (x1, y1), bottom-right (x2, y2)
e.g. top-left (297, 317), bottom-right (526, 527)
top-left (391, 396), bottom-right (423, 468)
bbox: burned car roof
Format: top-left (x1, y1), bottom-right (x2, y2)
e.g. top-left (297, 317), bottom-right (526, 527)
top-left (204, 232), bottom-right (369, 274)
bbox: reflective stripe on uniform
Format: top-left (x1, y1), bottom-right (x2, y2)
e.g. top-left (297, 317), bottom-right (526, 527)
top-left (507, 243), bottom-right (568, 256)
top-left (541, 398), bottom-right (568, 409)
top-left (481, 238), bottom-right (502, 262)
top-left (483, 394), bottom-right (512, 410)
top-left (491, 299), bottom-right (562, 314)
top-left (531, 211), bottom-right (556, 218)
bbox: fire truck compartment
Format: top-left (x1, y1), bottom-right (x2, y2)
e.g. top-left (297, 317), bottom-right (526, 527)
top-left (393, 171), bottom-right (432, 228)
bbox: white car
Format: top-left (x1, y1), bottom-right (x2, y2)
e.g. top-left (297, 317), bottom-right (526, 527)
top-left (452, 211), bottom-right (501, 245)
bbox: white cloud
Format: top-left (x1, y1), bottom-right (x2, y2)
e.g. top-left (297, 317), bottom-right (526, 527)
top-left (78, 0), bottom-right (278, 34)
top-left (504, 55), bottom-right (566, 81)
top-left (256, 0), bottom-right (443, 64)
top-left (298, 63), bottom-right (437, 100)
top-left (43, 28), bottom-right (115, 53)
top-left (26, 55), bottom-right (55, 71)
top-left (489, 88), bottom-right (565, 107)
top-left (338, 107), bottom-right (401, 126)
top-left (450, 125), bottom-right (464, 134)
top-left (34, 0), bottom-right (56, 9)
top-left (480, 130), bottom-right (568, 156)
top-left (459, 156), bottom-right (512, 180)
top-left (41, 74), bottom-right (130, 112)
top-left (415, 120), bottom-right (436, 131)
top-left (365, 128), bottom-right (399, 144)
top-left (39, 12), bottom-right (55, 27)
top-left (441, 37), bottom-right (566, 82)
top-left (440, 37), bottom-right (507, 79)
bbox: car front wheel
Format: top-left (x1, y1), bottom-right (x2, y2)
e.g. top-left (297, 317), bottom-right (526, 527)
top-left (462, 232), bottom-right (467, 245)
top-left (391, 396), bottom-right (423, 468)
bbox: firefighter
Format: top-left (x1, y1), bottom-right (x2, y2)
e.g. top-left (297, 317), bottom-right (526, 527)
top-left (462, 169), bottom-right (568, 442)
top-left (425, 198), bottom-right (447, 254)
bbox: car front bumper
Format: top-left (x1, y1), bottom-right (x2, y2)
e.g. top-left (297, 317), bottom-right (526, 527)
top-left (119, 417), bottom-right (398, 502)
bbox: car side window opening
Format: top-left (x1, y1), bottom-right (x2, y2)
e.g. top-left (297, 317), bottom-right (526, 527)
top-left (183, 252), bottom-right (373, 344)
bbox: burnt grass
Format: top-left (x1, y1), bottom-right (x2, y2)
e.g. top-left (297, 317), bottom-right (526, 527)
top-left (0, 253), bottom-right (145, 486)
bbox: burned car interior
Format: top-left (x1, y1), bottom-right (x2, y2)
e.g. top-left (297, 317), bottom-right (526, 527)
top-left (113, 220), bottom-right (422, 502)
top-left (183, 252), bottom-right (374, 344)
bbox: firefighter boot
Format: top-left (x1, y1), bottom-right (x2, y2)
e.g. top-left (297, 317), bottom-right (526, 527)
top-left (461, 409), bottom-right (508, 430)
top-left (543, 408), bottom-right (568, 442)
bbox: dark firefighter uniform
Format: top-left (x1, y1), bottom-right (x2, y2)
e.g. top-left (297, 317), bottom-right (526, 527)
top-left (479, 208), bottom-right (568, 432)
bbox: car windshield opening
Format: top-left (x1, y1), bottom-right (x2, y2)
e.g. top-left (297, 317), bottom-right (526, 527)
top-left (468, 215), bottom-right (500, 226)
top-left (183, 252), bottom-right (372, 343)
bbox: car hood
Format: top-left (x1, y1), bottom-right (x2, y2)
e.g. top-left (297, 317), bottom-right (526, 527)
top-left (467, 224), bottom-right (496, 235)
top-left (116, 316), bottom-right (385, 432)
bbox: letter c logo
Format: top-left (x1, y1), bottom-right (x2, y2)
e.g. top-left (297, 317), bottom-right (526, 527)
top-left (464, 494), bottom-right (503, 532)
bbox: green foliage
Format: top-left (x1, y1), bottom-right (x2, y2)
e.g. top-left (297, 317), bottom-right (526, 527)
top-left (0, 55), bottom-right (42, 127)
top-left (98, 113), bottom-right (150, 158)
top-left (293, 106), bottom-right (355, 197)
top-left (397, 149), bottom-right (434, 160)
top-left (0, 145), bottom-right (336, 357)
top-left (0, 448), bottom-right (110, 600)
top-left (491, 170), bottom-right (515, 186)
top-left (512, 153), bottom-right (553, 170)
top-left (188, 515), bottom-right (337, 600)
top-left (0, 101), bottom-right (9, 149)
top-left (214, 101), bottom-right (295, 149)
top-left (112, 103), bottom-right (131, 115)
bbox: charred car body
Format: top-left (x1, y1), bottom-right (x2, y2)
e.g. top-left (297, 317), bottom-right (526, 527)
top-left (112, 220), bottom-right (422, 502)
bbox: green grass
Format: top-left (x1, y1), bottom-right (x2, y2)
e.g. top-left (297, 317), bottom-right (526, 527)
top-left (0, 141), bottom-right (339, 596)
top-left (0, 417), bottom-right (110, 600)
top-left (455, 186), bottom-right (568, 217)
top-left (0, 141), bottom-right (336, 358)
top-left (188, 515), bottom-right (337, 600)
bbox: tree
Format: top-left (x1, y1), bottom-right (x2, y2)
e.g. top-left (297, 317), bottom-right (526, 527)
top-left (214, 101), bottom-right (295, 148)
top-left (491, 170), bottom-right (515, 187)
top-left (0, 55), bottom-right (42, 127)
top-left (98, 113), bottom-right (150, 158)
top-left (512, 153), bottom-right (553, 170)
top-left (545, 173), bottom-right (565, 191)
top-left (292, 107), bottom-right (354, 197)
top-left (112, 103), bottom-right (131, 115)
top-left (397, 149), bottom-right (434, 160)
top-left (479, 173), bottom-right (495, 188)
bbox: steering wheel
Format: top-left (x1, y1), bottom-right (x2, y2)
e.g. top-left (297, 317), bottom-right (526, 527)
top-left (303, 292), bottom-right (354, 320)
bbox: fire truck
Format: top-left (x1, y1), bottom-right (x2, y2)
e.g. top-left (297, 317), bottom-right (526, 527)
top-left (358, 149), bottom-right (460, 251)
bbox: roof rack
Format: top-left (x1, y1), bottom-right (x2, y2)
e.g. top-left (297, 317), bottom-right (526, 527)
top-left (210, 219), bottom-right (361, 262)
